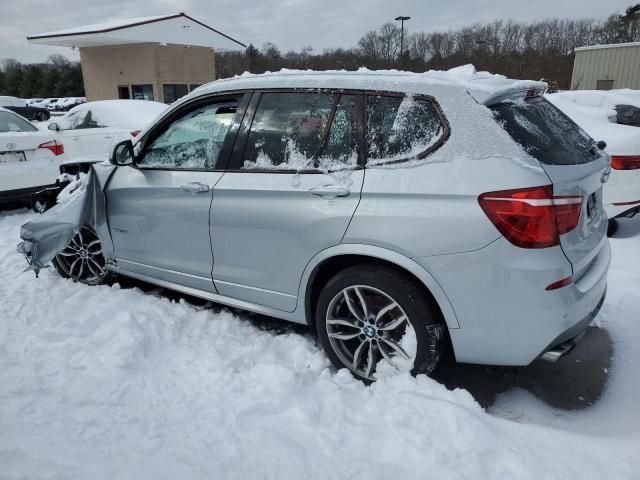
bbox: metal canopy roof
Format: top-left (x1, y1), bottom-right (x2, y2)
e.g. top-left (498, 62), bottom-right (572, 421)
top-left (27, 13), bottom-right (246, 52)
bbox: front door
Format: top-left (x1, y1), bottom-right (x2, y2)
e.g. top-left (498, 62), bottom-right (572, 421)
top-left (211, 91), bottom-right (364, 311)
top-left (106, 95), bottom-right (246, 292)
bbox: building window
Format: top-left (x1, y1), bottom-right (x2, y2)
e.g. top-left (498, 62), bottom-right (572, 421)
top-left (189, 84), bottom-right (201, 92)
top-left (163, 84), bottom-right (188, 104)
top-left (596, 79), bottom-right (614, 91)
top-left (118, 86), bottom-right (131, 99)
top-left (132, 84), bottom-right (154, 101)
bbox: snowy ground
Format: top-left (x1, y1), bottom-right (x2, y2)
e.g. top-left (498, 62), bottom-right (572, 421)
top-left (1, 209), bottom-right (639, 480)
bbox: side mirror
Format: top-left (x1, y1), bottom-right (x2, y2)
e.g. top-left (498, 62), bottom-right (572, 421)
top-left (111, 139), bottom-right (136, 166)
top-left (596, 140), bottom-right (607, 151)
top-left (48, 122), bottom-right (58, 131)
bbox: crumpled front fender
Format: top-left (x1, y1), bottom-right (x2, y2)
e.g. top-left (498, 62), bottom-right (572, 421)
top-left (16, 163), bottom-right (116, 276)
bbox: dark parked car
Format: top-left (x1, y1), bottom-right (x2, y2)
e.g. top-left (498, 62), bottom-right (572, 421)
top-left (0, 96), bottom-right (50, 121)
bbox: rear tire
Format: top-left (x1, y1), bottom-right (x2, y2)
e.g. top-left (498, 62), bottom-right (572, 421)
top-left (52, 226), bottom-right (113, 285)
top-left (607, 218), bottom-right (619, 237)
top-left (36, 112), bottom-right (49, 122)
top-left (315, 264), bottom-right (445, 383)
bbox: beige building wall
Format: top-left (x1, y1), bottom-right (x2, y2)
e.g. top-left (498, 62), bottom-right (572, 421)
top-left (571, 44), bottom-right (640, 90)
top-left (79, 43), bottom-right (216, 102)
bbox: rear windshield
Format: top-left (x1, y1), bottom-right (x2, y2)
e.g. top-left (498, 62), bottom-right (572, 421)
top-left (490, 96), bottom-right (599, 165)
top-left (0, 111), bottom-right (37, 133)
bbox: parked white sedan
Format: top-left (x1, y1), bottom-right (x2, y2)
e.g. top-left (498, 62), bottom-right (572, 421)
top-left (547, 90), bottom-right (640, 234)
top-left (0, 107), bottom-right (59, 208)
top-left (46, 100), bottom-right (167, 164)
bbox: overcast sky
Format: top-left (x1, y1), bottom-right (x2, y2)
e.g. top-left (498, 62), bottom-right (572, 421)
top-left (1, 0), bottom-right (633, 63)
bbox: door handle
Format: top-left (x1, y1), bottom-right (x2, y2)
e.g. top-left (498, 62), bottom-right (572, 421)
top-left (308, 186), bottom-right (350, 198)
top-left (180, 182), bottom-right (210, 194)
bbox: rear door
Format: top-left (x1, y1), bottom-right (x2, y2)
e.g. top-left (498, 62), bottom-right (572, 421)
top-left (491, 96), bottom-right (610, 273)
top-left (106, 94), bottom-right (247, 293)
top-left (211, 90), bottom-right (364, 312)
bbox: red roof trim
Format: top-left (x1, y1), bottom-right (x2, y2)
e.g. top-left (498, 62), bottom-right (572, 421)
top-left (27, 12), bottom-right (246, 48)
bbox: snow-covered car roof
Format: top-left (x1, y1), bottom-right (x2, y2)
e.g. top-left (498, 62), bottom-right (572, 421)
top-left (63, 100), bottom-right (168, 130)
top-left (189, 65), bottom-right (546, 107)
top-left (547, 91), bottom-right (640, 155)
top-left (0, 96), bottom-right (27, 107)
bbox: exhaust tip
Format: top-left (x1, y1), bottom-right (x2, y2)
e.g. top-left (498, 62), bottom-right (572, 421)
top-left (540, 332), bottom-right (585, 362)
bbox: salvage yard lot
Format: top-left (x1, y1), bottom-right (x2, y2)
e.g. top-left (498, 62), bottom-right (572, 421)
top-left (1, 209), bottom-right (639, 479)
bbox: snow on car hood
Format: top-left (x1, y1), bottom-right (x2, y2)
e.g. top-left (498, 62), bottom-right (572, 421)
top-left (547, 92), bottom-right (640, 155)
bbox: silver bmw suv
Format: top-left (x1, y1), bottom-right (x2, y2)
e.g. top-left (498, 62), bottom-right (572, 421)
top-left (47, 71), bottom-right (611, 382)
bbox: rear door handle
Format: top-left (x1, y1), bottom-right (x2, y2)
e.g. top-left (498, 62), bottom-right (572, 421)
top-left (180, 182), bottom-right (210, 194)
top-left (308, 186), bottom-right (350, 198)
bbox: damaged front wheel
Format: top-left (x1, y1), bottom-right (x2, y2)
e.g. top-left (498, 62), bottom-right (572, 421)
top-left (52, 226), bottom-right (113, 285)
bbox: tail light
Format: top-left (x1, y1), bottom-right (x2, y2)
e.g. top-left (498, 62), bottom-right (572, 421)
top-left (130, 130), bottom-right (141, 137)
top-left (611, 155), bottom-right (640, 170)
top-left (37, 140), bottom-right (64, 156)
top-left (478, 185), bottom-right (583, 248)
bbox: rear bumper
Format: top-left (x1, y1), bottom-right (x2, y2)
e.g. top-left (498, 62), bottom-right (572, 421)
top-left (415, 236), bottom-right (610, 366)
top-left (539, 288), bottom-right (606, 362)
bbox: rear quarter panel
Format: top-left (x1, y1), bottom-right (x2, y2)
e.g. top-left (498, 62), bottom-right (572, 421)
top-left (344, 88), bottom-right (552, 258)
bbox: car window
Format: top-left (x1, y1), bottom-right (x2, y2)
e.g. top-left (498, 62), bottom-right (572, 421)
top-left (85, 111), bottom-right (105, 129)
top-left (0, 111), bottom-right (37, 132)
top-left (242, 92), bottom-right (358, 170)
top-left (139, 101), bottom-right (238, 170)
top-left (59, 110), bottom-right (89, 130)
top-left (491, 97), bottom-right (599, 165)
top-left (366, 95), bottom-right (445, 163)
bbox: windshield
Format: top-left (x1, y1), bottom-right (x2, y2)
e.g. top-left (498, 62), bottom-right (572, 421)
top-left (0, 111), bottom-right (37, 133)
top-left (491, 96), bottom-right (600, 165)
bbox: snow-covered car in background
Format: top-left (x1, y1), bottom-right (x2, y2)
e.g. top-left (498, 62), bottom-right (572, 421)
top-left (26, 100), bottom-right (168, 210)
top-left (0, 95), bottom-right (50, 121)
top-left (32, 98), bottom-right (60, 111)
top-left (47, 99), bottom-right (168, 173)
top-left (0, 107), bottom-right (60, 209)
top-left (55, 97), bottom-right (86, 112)
top-left (547, 90), bottom-right (640, 234)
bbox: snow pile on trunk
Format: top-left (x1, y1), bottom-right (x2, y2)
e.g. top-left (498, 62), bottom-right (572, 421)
top-left (1, 210), bottom-right (639, 479)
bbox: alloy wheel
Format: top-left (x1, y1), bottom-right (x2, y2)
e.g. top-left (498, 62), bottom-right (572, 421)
top-left (325, 285), bottom-right (417, 380)
top-left (54, 227), bottom-right (108, 285)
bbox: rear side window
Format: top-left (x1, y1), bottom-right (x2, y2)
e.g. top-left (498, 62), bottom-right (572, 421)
top-left (490, 97), bottom-right (599, 165)
top-left (242, 92), bottom-right (358, 171)
top-left (366, 95), bottom-right (445, 163)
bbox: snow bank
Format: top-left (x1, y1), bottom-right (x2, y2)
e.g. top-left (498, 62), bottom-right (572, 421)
top-left (1, 209), bottom-right (639, 479)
